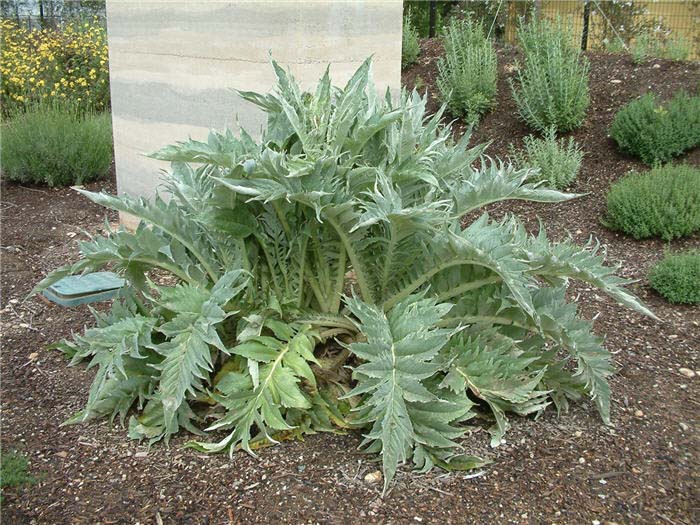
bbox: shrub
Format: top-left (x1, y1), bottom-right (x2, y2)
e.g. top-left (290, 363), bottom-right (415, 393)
top-left (631, 30), bottom-right (692, 64)
top-left (649, 251), bottom-right (700, 305)
top-left (603, 164), bottom-right (700, 241)
top-left (631, 31), bottom-right (663, 64)
top-left (402, 14), bottom-right (420, 69)
top-left (1, 103), bottom-right (113, 186)
top-left (1, 449), bottom-right (34, 502)
top-left (437, 17), bottom-right (497, 124)
top-left (509, 127), bottom-right (583, 189)
top-left (602, 38), bottom-right (627, 55)
top-left (34, 59), bottom-right (653, 493)
top-left (663, 35), bottom-right (692, 61)
top-left (510, 17), bottom-right (589, 132)
top-left (0, 18), bottom-right (109, 114)
top-left (609, 91), bottom-right (700, 166)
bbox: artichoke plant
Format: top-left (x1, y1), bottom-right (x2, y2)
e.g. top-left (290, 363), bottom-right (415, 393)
top-left (35, 59), bottom-right (652, 493)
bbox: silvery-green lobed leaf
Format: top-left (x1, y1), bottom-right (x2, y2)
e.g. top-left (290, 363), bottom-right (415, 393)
top-left (37, 57), bottom-right (653, 491)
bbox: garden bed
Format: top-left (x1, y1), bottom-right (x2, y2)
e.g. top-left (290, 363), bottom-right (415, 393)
top-left (1, 44), bottom-right (698, 524)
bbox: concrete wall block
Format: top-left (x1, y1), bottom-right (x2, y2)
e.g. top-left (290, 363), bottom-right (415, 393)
top-left (106, 0), bottom-right (403, 206)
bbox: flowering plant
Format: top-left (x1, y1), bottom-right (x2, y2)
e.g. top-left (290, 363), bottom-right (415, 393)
top-left (0, 18), bottom-right (109, 114)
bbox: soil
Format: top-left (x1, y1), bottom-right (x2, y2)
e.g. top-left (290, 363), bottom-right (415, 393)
top-left (2, 43), bottom-right (699, 524)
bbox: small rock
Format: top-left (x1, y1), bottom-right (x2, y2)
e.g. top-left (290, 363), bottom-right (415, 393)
top-left (634, 409), bottom-right (644, 418)
top-left (364, 470), bottom-right (382, 484)
top-left (578, 457), bottom-right (586, 464)
top-left (678, 368), bottom-right (695, 378)
top-left (679, 422), bottom-right (689, 432)
top-left (610, 79), bottom-right (622, 84)
top-left (652, 63), bottom-right (661, 69)
top-left (134, 451), bottom-right (148, 458)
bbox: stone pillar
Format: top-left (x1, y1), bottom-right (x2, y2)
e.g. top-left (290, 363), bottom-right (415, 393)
top-left (105, 0), bottom-right (403, 226)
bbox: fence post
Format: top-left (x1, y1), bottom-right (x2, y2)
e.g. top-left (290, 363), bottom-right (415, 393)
top-left (428, 0), bottom-right (437, 38)
top-left (581, 0), bottom-right (591, 51)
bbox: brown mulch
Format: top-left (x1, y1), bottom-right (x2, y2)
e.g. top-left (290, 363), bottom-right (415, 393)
top-left (1, 43), bottom-right (699, 524)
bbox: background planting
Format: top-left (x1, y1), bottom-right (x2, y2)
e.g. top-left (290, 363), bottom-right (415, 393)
top-left (437, 16), bottom-right (497, 124)
top-left (402, 13), bottom-right (420, 69)
top-left (510, 17), bottom-right (590, 132)
top-left (0, 18), bottom-right (109, 115)
top-left (509, 127), bottom-right (583, 189)
top-left (609, 91), bottom-right (700, 166)
top-left (649, 251), bottom-right (700, 305)
top-left (1, 103), bottom-right (113, 186)
top-left (603, 164), bottom-right (700, 241)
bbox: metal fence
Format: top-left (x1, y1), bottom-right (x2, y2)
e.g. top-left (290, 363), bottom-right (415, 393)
top-left (505, 0), bottom-right (699, 54)
top-left (407, 1), bottom-right (700, 57)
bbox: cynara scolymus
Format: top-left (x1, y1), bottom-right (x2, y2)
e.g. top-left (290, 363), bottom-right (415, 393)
top-left (35, 59), bottom-right (653, 493)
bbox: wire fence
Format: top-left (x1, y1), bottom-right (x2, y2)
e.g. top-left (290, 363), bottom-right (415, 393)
top-left (407, 1), bottom-right (700, 58)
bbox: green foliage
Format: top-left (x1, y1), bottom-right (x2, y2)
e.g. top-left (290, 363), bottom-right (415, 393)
top-left (35, 59), bottom-right (653, 492)
top-left (603, 164), bottom-right (700, 241)
top-left (404, 0), bottom-right (456, 38)
top-left (631, 31), bottom-right (692, 64)
top-left (402, 13), bottom-right (420, 69)
top-left (437, 16), bottom-right (497, 124)
top-left (458, 0), bottom-right (534, 41)
top-left (649, 250), bottom-right (700, 305)
top-left (601, 38), bottom-right (627, 55)
top-left (662, 35), bottom-right (692, 61)
top-left (591, 0), bottom-right (651, 49)
top-left (1, 449), bottom-right (34, 501)
top-left (609, 91), bottom-right (700, 166)
top-left (510, 17), bottom-right (590, 132)
top-left (344, 294), bottom-right (483, 491)
top-left (1, 103), bottom-right (113, 186)
top-left (509, 127), bottom-right (583, 189)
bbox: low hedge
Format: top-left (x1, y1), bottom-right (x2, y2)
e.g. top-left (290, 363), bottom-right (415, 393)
top-left (609, 91), bottom-right (700, 166)
top-left (1, 104), bottom-right (113, 186)
top-left (603, 164), bottom-right (700, 241)
top-left (649, 251), bottom-right (700, 305)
